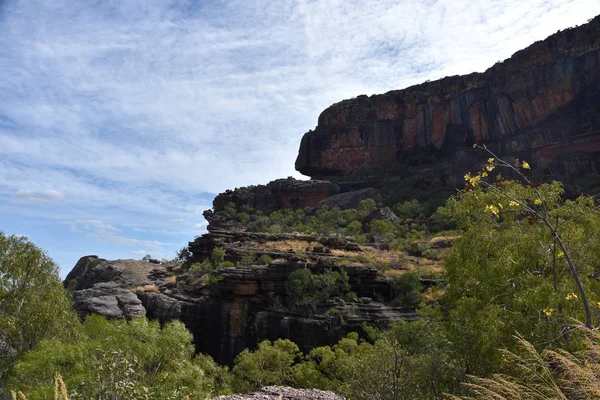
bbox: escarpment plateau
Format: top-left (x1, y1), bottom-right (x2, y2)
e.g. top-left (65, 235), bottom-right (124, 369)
top-left (296, 15), bottom-right (600, 190)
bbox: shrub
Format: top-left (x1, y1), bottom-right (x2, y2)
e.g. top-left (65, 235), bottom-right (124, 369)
top-left (257, 254), bottom-right (274, 265)
top-left (211, 247), bottom-right (226, 265)
top-left (285, 268), bottom-right (351, 307)
top-left (390, 273), bottom-right (422, 308)
top-left (219, 261), bottom-right (236, 268)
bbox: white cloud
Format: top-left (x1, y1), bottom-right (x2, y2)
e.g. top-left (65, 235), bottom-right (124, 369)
top-left (194, 221), bottom-right (208, 230)
top-left (71, 219), bottom-right (164, 250)
top-left (13, 189), bottom-right (65, 202)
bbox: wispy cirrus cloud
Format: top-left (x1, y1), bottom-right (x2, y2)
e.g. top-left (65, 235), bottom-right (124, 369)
top-left (0, 0), bottom-right (598, 275)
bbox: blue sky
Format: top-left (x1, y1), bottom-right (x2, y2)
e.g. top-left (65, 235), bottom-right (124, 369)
top-left (1, 0), bottom-right (598, 277)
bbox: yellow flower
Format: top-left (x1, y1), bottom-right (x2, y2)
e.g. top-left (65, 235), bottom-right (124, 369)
top-left (487, 158), bottom-right (495, 164)
top-left (481, 171), bottom-right (488, 177)
top-left (566, 293), bottom-right (578, 301)
top-left (543, 307), bottom-right (555, 316)
top-left (557, 250), bottom-right (564, 258)
top-left (534, 199), bottom-right (542, 206)
top-left (464, 173), bottom-right (471, 181)
top-left (522, 161), bottom-right (531, 169)
top-left (486, 165), bottom-right (495, 171)
top-left (509, 201), bottom-right (519, 207)
top-left (485, 205), bottom-right (500, 216)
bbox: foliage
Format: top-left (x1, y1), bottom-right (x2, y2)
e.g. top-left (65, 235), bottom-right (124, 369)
top-left (232, 339), bottom-right (301, 393)
top-left (390, 272), bottom-right (422, 308)
top-left (240, 253), bottom-right (256, 266)
top-left (230, 320), bottom-right (463, 400)
top-left (0, 232), bottom-right (79, 377)
top-left (189, 247), bottom-right (229, 276)
top-left (394, 199), bottom-right (424, 219)
top-left (438, 153), bottom-right (600, 375)
top-left (285, 268), bottom-right (350, 308)
top-left (7, 315), bottom-right (231, 400)
top-left (257, 254), bottom-right (274, 265)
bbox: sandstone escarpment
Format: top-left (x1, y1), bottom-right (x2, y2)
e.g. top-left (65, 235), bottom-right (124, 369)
top-left (296, 15), bottom-right (600, 188)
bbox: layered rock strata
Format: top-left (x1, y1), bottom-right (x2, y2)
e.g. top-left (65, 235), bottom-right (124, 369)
top-left (212, 177), bottom-right (340, 213)
top-left (65, 246), bottom-right (421, 365)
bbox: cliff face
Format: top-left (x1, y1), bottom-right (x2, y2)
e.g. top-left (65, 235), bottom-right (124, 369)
top-left (296, 16), bottom-right (600, 185)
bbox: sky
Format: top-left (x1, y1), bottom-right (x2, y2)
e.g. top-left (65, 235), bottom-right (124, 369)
top-left (1, 0), bottom-right (599, 277)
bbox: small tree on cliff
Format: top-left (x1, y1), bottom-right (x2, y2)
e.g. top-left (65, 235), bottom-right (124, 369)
top-left (439, 146), bottom-right (600, 373)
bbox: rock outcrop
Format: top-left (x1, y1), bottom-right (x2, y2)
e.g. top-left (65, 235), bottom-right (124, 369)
top-left (65, 226), bottom-right (438, 365)
top-left (296, 16), bottom-right (600, 190)
top-left (212, 386), bottom-right (345, 400)
top-left (213, 177), bottom-right (340, 213)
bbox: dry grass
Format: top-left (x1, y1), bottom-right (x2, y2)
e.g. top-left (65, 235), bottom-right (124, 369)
top-left (166, 275), bottom-right (177, 284)
top-left (133, 284), bottom-right (160, 293)
top-left (446, 329), bottom-right (600, 399)
top-left (423, 287), bottom-right (446, 304)
top-left (254, 239), bottom-right (314, 253)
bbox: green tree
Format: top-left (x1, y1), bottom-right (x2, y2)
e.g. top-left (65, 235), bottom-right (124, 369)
top-left (0, 232), bottom-right (78, 377)
top-left (232, 339), bottom-right (301, 393)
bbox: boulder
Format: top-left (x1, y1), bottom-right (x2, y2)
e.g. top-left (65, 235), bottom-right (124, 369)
top-left (212, 386), bottom-right (345, 400)
top-left (311, 188), bottom-right (381, 212)
top-left (73, 282), bottom-right (146, 319)
top-left (362, 207), bottom-right (398, 231)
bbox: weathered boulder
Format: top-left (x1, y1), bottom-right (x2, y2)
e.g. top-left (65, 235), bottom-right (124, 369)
top-left (362, 207), bottom-right (398, 231)
top-left (311, 188), bottom-right (381, 212)
top-left (73, 282), bottom-right (146, 319)
top-left (212, 386), bottom-right (345, 400)
top-left (296, 16), bottom-right (600, 191)
top-left (64, 256), bottom-right (159, 290)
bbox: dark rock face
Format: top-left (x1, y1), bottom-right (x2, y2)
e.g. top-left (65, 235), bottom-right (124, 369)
top-left (296, 16), bottom-right (600, 188)
top-left (311, 187), bottom-right (381, 212)
top-left (212, 386), bottom-right (345, 400)
top-left (213, 177), bottom-right (340, 213)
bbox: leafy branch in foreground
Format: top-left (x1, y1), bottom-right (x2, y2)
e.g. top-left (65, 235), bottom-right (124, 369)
top-left (467, 145), bottom-right (595, 329)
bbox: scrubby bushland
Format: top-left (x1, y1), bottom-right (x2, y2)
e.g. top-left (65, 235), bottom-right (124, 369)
top-left (231, 319), bottom-right (462, 399)
top-left (7, 315), bottom-right (231, 400)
